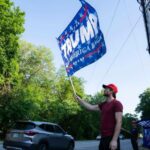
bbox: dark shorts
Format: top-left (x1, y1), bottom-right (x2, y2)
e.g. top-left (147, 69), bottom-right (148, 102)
top-left (99, 136), bottom-right (120, 150)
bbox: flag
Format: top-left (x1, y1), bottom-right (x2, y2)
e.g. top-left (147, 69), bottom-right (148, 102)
top-left (137, 120), bottom-right (150, 128)
top-left (137, 120), bottom-right (150, 148)
top-left (57, 0), bottom-right (106, 76)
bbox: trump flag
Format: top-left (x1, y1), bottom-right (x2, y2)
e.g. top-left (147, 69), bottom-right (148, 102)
top-left (57, 0), bottom-right (106, 76)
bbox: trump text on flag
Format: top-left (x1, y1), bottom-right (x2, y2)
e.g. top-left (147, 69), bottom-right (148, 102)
top-left (57, 0), bottom-right (106, 76)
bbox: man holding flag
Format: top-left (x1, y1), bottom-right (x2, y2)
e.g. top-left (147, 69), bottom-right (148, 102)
top-left (75, 84), bottom-right (123, 150)
top-left (57, 1), bottom-right (124, 149)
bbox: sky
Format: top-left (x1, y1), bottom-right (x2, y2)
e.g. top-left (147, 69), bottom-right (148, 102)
top-left (12, 0), bottom-right (150, 115)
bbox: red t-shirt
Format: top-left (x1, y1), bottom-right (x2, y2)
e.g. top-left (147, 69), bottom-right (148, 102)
top-left (98, 99), bottom-right (123, 137)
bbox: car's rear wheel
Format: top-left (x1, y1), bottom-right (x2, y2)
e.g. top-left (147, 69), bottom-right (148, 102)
top-left (67, 142), bottom-right (74, 150)
top-left (39, 143), bottom-right (48, 150)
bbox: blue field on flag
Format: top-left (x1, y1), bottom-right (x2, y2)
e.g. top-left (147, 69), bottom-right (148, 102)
top-left (57, 0), bottom-right (106, 76)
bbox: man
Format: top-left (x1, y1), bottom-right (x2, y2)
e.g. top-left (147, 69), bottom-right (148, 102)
top-left (130, 121), bottom-right (139, 150)
top-left (75, 83), bottom-right (123, 150)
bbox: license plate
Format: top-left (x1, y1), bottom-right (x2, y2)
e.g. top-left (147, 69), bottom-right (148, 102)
top-left (12, 133), bottom-right (20, 138)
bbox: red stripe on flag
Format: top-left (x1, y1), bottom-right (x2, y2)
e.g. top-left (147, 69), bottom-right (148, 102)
top-left (66, 64), bottom-right (73, 71)
top-left (79, 5), bottom-right (88, 22)
top-left (84, 44), bottom-right (102, 58)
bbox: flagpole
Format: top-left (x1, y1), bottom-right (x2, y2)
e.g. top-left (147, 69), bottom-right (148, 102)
top-left (69, 77), bottom-right (76, 95)
top-left (56, 36), bottom-right (76, 95)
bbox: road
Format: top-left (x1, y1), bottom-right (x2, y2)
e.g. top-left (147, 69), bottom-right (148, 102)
top-left (0, 139), bottom-right (141, 150)
top-left (75, 139), bottom-right (134, 150)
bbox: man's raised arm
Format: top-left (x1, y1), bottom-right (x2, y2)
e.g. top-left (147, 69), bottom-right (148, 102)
top-left (74, 94), bottom-right (100, 111)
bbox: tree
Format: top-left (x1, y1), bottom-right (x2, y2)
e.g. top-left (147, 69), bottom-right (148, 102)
top-left (0, 40), bottom-right (57, 135)
top-left (0, 0), bottom-right (25, 136)
top-left (19, 40), bottom-right (55, 85)
top-left (15, 41), bottom-right (56, 121)
top-left (0, 0), bottom-right (25, 93)
top-left (0, 84), bottom-right (45, 133)
top-left (135, 88), bottom-right (150, 120)
top-left (50, 67), bottom-right (84, 123)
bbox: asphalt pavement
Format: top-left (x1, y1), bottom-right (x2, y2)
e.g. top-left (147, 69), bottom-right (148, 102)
top-left (0, 139), bottom-right (142, 150)
top-left (74, 139), bottom-right (142, 150)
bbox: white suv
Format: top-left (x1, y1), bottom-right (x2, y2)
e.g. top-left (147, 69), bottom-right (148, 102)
top-left (3, 121), bottom-right (74, 150)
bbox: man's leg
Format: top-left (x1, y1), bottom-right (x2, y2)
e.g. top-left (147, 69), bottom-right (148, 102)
top-left (99, 137), bottom-right (112, 150)
top-left (99, 137), bottom-right (120, 150)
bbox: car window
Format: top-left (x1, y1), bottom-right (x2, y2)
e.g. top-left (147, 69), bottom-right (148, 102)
top-left (14, 122), bottom-right (35, 130)
top-left (45, 125), bottom-right (54, 132)
top-left (54, 125), bottom-right (64, 134)
top-left (39, 124), bottom-right (54, 133)
top-left (39, 124), bottom-right (45, 130)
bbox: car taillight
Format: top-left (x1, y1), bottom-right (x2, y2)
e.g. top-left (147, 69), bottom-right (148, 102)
top-left (24, 131), bottom-right (38, 136)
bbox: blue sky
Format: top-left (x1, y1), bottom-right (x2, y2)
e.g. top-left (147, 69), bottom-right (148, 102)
top-left (12, 0), bottom-right (150, 115)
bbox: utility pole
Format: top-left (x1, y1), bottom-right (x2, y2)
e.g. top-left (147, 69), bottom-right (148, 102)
top-left (138, 0), bottom-right (150, 54)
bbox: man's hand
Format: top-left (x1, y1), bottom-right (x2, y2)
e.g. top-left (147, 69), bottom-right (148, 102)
top-left (109, 140), bottom-right (117, 150)
top-left (74, 94), bottom-right (99, 111)
top-left (74, 94), bottom-right (81, 102)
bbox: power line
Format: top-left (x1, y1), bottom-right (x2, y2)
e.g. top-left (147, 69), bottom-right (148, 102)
top-left (88, 0), bottom-right (121, 84)
top-left (123, 0), bottom-right (149, 83)
top-left (106, 0), bottom-right (121, 37)
top-left (97, 15), bottom-right (142, 89)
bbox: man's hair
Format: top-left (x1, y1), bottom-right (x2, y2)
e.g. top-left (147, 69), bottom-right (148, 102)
top-left (113, 93), bottom-right (116, 98)
top-left (109, 88), bottom-right (116, 98)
